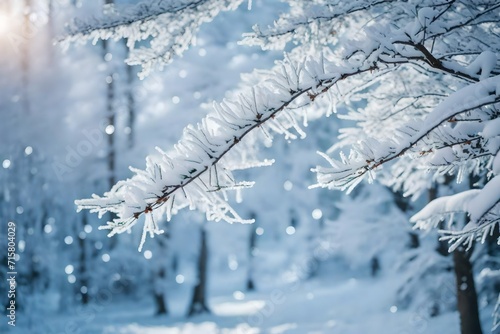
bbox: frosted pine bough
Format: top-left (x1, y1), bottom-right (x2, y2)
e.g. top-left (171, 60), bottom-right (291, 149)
top-left (74, 1), bottom-right (499, 250)
top-left (72, 0), bottom-right (500, 326)
top-left (62, 0), bottom-right (244, 78)
top-left (76, 53), bottom-right (369, 251)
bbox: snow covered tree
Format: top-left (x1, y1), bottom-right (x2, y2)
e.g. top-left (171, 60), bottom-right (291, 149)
top-left (69, 0), bottom-right (500, 331)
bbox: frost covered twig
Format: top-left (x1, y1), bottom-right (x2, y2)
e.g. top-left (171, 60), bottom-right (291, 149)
top-left (61, 0), bottom-right (244, 78)
top-left (314, 76), bottom-right (500, 191)
top-left (75, 51), bottom-right (381, 250)
top-left (71, 0), bottom-right (500, 255)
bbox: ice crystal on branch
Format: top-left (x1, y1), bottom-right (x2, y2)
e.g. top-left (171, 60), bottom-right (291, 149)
top-left (75, 51), bottom-right (380, 249)
top-left (73, 0), bottom-right (500, 297)
top-left (68, 0), bottom-right (500, 328)
top-left (62, 0), bottom-right (244, 78)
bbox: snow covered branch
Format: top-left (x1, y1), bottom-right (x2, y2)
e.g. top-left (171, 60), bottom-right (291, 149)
top-left (314, 75), bottom-right (500, 190)
top-left (61, 0), bottom-right (243, 78)
top-left (75, 51), bottom-right (382, 250)
top-left (242, 0), bottom-right (396, 50)
top-left (75, 0), bottom-right (500, 256)
top-left (68, 1), bottom-right (500, 330)
top-left (292, 1), bottom-right (500, 253)
top-left (315, 71), bottom-right (500, 246)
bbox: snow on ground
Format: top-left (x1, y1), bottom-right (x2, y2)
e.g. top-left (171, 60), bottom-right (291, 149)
top-left (12, 271), bottom-right (462, 334)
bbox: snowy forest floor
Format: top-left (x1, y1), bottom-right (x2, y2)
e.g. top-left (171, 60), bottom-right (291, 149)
top-left (12, 271), bottom-right (467, 334)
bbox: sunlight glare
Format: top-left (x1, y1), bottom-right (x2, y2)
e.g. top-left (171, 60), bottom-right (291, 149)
top-left (0, 12), bottom-right (12, 36)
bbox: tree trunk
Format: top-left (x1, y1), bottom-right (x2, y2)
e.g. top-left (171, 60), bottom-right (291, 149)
top-left (435, 228), bottom-right (449, 256)
top-left (452, 247), bottom-right (482, 334)
top-left (125, 60), bottom-right (135, 149)
top-left (102, 0), bottom-right (117, 250)
top-left (408, 232), bottom-right (420, 249)
top-left (153, 269), bottom-right (168, 315)
top-left (102, 1), bottom-right (115, 190)
top-left (79, 214), bottom-right (89, 305)
top-left (247, 212), bottom-right (257, 291)
top-left (430, 186), bottom-right (449, 256)
top-left (370, 256), bottom-right (380, 277)
top-left (153, 232), bottom-right (169, 315)
top-left (154, 293), bottom-right (168, 315)
top-left (393, 190), bottom-right (420, 250)
top-left (188, 227), bottom-right (210, 316)
top-left (247, 225), bottom-right (256, 291)
top-left (486, 227), bottom-right (500, 258)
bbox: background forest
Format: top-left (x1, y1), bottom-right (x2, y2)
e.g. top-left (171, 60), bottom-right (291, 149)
top-left (0, 0), bottom-right (499, 333)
